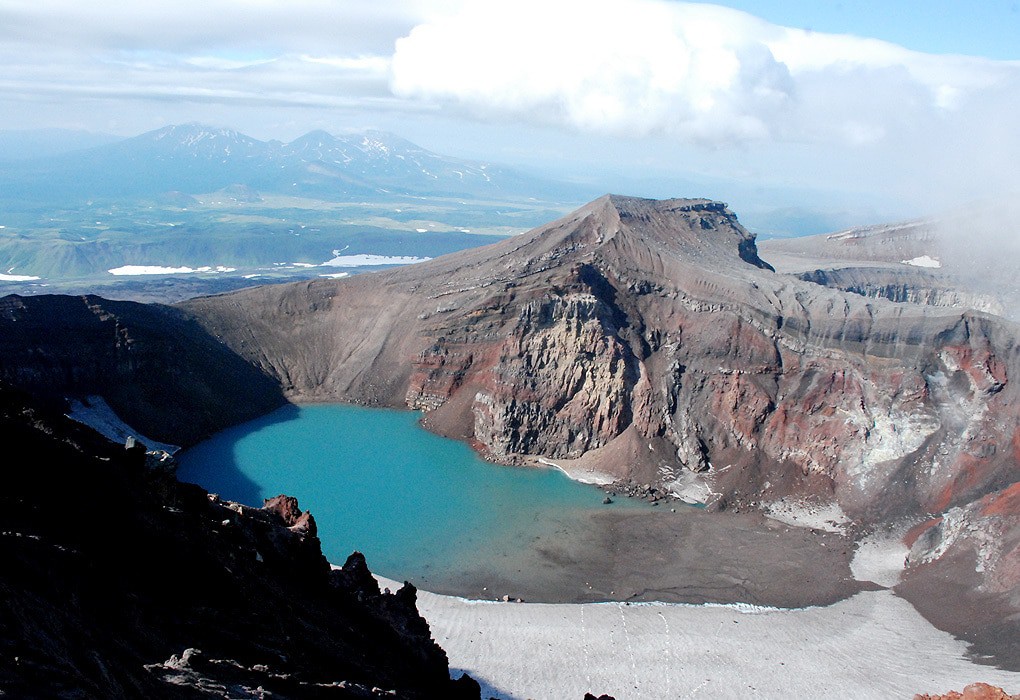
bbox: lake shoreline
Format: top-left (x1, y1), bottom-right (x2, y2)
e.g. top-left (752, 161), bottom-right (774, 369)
top-left (179, 401), bottom-right (1020, 681)
top-left (177, 402), bottom-right (648, 588)
top-left (389, 506), bottom-right (871, 609)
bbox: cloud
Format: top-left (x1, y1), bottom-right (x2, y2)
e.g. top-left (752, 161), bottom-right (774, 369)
top-left (6, 0), bottom-right (1016, 156)
top-left (929, 195), bottom-right (1020, 321)
top-left (1, 0), bottom-right (1018, 213)
top-left (0, 0), bottom-right (422, 54)
top-left (0, 0), bottom-right (418, 130)
top-left (392, 1), bottom-right (795, 145)
top-left (0, 49), bottom-right (397, 109)
top-left (390, 0), bottom-right (1020, 158)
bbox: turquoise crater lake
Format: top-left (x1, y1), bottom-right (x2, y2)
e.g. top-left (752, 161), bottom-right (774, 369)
top-left (178, 404), bottom-right (640, 589)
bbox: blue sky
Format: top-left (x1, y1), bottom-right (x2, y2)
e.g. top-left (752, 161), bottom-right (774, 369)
top-left (1, 0), bottom-right (1018, 231)
top-left (714, 1), bottom-right (1020, 59)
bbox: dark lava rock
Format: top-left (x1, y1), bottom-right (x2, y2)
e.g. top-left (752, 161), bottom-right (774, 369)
top-left (0, 383), bottom-right (479, 698)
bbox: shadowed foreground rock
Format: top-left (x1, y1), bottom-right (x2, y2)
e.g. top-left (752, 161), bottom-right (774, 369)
top-left (0, 384), bottom-right (479, 699)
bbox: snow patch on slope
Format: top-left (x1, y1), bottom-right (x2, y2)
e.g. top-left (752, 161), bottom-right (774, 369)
top-left (901, 255), bottom-right (942, 268)
top-left (108, 265), bottom-right (236, 276)
top-left (764, 498), bottom-right (850, 533)
top-left (66, 396), bottom-right (179, 454)
top-left (321, 252), bottom-right (431, 267)
top-left (851, 531), bottom-right (908, 587)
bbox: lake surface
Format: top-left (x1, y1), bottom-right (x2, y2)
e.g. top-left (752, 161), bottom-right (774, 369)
top-left (178, 403), bottom-right (642, 589)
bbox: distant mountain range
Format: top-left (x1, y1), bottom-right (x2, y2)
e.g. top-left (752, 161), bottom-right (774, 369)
top-left (0, 123), bottom-right (590, 204)
top-left (0, 124), bottom-right (914, 237)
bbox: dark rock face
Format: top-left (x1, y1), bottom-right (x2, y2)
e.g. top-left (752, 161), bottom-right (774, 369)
top-left (0, 384), bottom-right (478, 699)
top-left (0, 293), bottom-right (286, 445)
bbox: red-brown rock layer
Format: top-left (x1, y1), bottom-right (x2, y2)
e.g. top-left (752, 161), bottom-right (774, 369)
top-left (914, 682), bottom-right (1020, 699)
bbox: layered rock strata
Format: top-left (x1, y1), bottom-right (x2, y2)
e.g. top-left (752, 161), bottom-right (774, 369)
top-left (793, 266), bottom-right (1004, 314)
top-left (759, 217), bottom-right (1019, 318)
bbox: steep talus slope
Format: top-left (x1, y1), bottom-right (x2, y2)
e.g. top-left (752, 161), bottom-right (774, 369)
top-left (184, 195), bottom-right (1020, 528)
top-left (0, 384), bottom-right (480, 698)
top-left (0, 293), bottom-right (285, 445)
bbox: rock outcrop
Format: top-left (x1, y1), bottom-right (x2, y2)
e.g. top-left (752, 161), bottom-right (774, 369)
top-left (0, 293), bottom-right (285, 445)
top-left (0, 383), bottom-right (479, 698)
top-left (793, 266), bottom-right (1004, 315)
top-left (184, 195), bottom-right (1020, 528)
top-left (914, 683), bottom-right (1020, 700)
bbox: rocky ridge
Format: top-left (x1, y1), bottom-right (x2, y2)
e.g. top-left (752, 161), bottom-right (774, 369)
top-left (180, 195), bottom-right (1020, 662)
top-left (3, 194), bottom-right (1018, 672)
top-left (793, 266), bottom-right (1004, 315)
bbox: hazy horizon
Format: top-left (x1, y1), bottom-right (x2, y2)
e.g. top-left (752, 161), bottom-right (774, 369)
top-left (2, 1), bottom-right (1019, 231)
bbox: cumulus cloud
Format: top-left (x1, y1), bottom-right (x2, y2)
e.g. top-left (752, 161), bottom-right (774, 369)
top-left (392, 1), bottom-right (795, 144)
top-left (390, 0), bottom-right (1020, 158)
